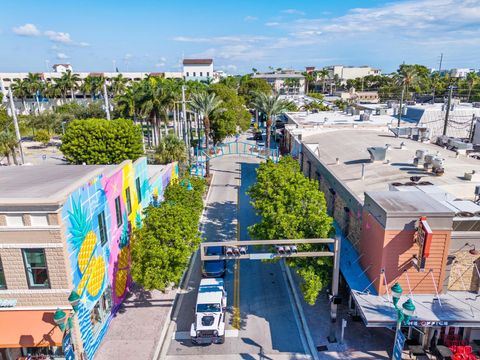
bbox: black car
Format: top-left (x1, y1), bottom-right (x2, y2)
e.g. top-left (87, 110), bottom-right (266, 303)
top-left (253, 131), bottom-right (263, 140)
top-left (202, 246), bottom-right (226, 278)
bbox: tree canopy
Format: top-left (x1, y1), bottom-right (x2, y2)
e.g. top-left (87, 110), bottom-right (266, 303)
top-left (60, 118), bottom-right (144, 164)
top-left (131, 177), bottom-right (206, 290)
top-left (248, 156), bottom-right (333, 304)
top-left (154, 134), bottom-right (187, 165)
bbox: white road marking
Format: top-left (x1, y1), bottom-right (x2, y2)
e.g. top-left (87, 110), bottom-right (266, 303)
top-left (172, 329), bottom-right (239, 340)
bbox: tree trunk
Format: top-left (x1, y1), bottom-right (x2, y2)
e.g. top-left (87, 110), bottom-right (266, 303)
top-left (467, 86), bottom-right (472, 102)
top-left (266, 116), bottom-right (272, 156)
top-left (11, 148), bottom-right (18, 165)
top-left (204, 115), bottom-right (210, 177)
top-left (71, 89), bottom-right (75, 101)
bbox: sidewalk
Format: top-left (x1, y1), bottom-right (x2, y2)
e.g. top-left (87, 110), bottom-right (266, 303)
top-left (94, 282), bottom-right (177, 360)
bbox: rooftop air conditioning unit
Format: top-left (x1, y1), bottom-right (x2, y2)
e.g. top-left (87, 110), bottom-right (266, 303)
top-left (360, 113), bottom-right (370, 122)
top-left (473, 102), bottom-right (480, 108)
top-left (367, 146), bottom-right (387, 162)
top-left (376, 108), bottom-right (388, 115)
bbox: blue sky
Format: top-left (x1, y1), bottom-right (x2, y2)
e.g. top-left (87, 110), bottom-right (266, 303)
top-left (1, 0), bottom-right (479, 74)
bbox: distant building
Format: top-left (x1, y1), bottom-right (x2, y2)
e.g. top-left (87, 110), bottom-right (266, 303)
top-left (252, 70), bottom-right (306, 95)
top-left (182, 59), bottom-right (214, 82)
top-left (52, 64), bottom-right (73, 73)
top-left (336, 88), bottom-right (380, 104)
top-left (449, 68), bottom-right (476, 79)
top-left (326, 65), bottom-right (381, 82)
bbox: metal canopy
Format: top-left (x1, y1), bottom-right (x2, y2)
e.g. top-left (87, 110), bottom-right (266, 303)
top-left (352, 290), bottom-right (480, 328)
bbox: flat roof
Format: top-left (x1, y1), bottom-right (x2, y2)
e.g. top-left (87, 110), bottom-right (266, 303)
top-left (183, 59), bottom-right (213, 65)
top-left (0, 165), bottom-right (110, 205)
top-left (353, 290), bottom-right (480, 327)
top-left (365, 191), bottom-right (454, 215)
top-left (253, 73), bottom-right (304, 79)
top-left (286, 110), bottom-right (399, 127)
top-left (302, 129), bottom-right (480, 201)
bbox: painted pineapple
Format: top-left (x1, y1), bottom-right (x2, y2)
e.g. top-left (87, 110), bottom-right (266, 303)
top-left (68, 199), bottom-right (106, 298)
top-left (115, 223), bottom-right (129, 298)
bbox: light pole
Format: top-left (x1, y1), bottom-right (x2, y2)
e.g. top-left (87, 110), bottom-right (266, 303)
top-left (390, 282), bottom-right (416, 360)
top-left (53, 290), bottom-right (81, 359)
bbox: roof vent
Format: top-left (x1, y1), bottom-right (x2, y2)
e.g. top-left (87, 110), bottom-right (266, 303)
top-left (367, 147), bottom-right (387, 162)
top-left (456, 211), bottom-right (475, 218)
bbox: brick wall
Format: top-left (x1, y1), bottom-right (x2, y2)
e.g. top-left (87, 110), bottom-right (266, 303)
top-left (448, 251), bottom-right (480, 292)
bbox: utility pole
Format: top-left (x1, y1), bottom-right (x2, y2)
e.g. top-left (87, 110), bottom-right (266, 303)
top-left (397, 85), bottom-right (405, 130)
top-left (8, 87), bottom-right (25, 164)
top-left (103, 82), bottom-right (111, 120)
top-left (438, 53), bottom-right (443, 74)
top-left (328, 235), bottom-right (341, 343)
top-left (181, 85), bottom-right (191, 164)
top-left (469, 115), bottom-right (477, 143)
top-left (443, 85), bottom-right (454, 136)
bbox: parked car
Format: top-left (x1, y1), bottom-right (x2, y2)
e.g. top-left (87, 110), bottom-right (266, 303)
top-left (202, 246), bottom-right (226, 278)
top-left (253, 131), bottom-right (263, 140)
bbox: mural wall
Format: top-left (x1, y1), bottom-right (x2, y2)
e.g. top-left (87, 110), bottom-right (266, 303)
top-left (61, 158), bottom-right (178, 359)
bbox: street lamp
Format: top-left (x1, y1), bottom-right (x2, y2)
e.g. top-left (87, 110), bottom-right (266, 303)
top-left (54, 290), bottom-right (81, 332)
top-left (181, 179), bottom-right (193, 191)
top-left (390, 283), bottom-right (416, 360)
top-left (53, 308), bottom-right (67, 332)
top-left (68, 290), bottom-right (81, 312)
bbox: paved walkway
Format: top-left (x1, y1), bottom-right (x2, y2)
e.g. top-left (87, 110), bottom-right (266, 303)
top-left (94, 282), bottom-right (177, 360)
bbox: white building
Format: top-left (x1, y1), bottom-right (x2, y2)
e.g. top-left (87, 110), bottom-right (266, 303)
top-left (252, 71), bottom-right (306, 95)
top-left (449, 68), bottom-right (476, 79)
top-left (327, 65), bottom-right (381, 82)
top-left (52, 63), bottom-right (73, 73)
top-left (182, 59), bottom-right (214, 82)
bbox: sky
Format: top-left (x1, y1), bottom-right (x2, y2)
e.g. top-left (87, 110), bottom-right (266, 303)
top-left (1, 0), bottom-right (479, 74)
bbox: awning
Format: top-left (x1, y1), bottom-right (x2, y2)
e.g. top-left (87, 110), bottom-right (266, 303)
top-left (0, 310), bottom-right (66, 348)
top-left (352, 290), bottom-right (480, 328)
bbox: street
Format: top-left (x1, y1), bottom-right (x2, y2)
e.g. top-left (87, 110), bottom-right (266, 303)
top-left (162, 148), bottom-right (311, 359)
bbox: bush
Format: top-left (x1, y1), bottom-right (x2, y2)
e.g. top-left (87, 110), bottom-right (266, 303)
top-left (154, 135), bottom-right (187, 165)
top-left (33, 129), bottom-right (51, 146)
top-left (60, 118), bottom-right (143, 164)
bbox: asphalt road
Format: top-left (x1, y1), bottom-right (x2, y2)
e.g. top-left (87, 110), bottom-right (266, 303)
top-left (164, 143), bottom-right (310, 359)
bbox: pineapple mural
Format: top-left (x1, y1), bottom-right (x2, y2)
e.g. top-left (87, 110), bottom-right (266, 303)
top-left (114, 223), bottom-right (130, 298)
top-left (68, 199), bottom-right (106, 299)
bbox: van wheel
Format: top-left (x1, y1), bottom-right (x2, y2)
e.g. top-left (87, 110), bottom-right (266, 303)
top-left (217, 336), bottom-right (225, 344)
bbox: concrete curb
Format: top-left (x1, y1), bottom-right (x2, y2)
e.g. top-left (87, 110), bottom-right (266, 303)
top-left (281, 261), bottom-right (320, 360)
top-left (153, 172), bottom-right (216, 360)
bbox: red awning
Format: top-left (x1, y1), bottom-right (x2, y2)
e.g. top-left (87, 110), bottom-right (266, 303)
top-left (0, 310), bottom-right (66, 348)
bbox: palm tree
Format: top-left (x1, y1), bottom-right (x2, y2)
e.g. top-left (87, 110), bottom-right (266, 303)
top-left (0, 131), bottom-right (19, 165)
top-left (109, 74), bottom-right (129, 97)
top-left (302, 71), bottom-right (315, 94)
top-left (25, 73), bottom-right (45, 113)
top-left (466, 72), bottom-right (479, 102)
top-left (251, 92), bottom-right (289, 152)
top-left (80, 76), bottom-right (95, 99)
top-left (154, 134), bottom-right (187, 165)
top-left (91, 75), bottom-right (106, 99)
top-left (396, 67), bottom-right (419, 99)
top-left (59, 70), bottom-right (80, 100)
top-left (115, 86), bottom-right (137, 119)
top-left (11, 79), bottom-right (30, 110)
top-left (318, 69), bottom-right (330, 93)
top-left (189, 92), bottom-right (223, 177)
top-left (44, 81), bottom-right (62, 101)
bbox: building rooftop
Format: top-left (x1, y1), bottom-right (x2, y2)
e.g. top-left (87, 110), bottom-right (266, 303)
top-left (253, 73), bottom-right (304, 79)
top-left (183, 59), bottom-right (213, 65)
top-left (286, 110), bottom-right (399, 127)
top-left (0, 165), bottom-right (111, 205)
top-left (302, 128), bottom-right (480, 201)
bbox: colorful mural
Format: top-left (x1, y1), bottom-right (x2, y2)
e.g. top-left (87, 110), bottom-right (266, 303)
top-left (61, 158), bottom-right (178, 360)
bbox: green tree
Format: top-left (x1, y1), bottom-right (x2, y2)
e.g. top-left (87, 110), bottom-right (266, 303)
top-left (189, 92), bottom-right (223, 177)
top-left (57, 70), bottom-right (80, 100)
top-left (238, 77), bottom-right (272, 106)
top-left (248, 156), bottom-right (333, 304)
top-left (0, 131), bottom-right (19, 165)
top-left (131, 177), bottom-right (205, 290)
top-left (33, 129), bottom-right (51, 146)
top-left (109, 74), bottom-right (129, 96)
top-left (465, 72), bottom-right (479, 102)
top-left (60, 118), bottom-right (143, 164)
top-left (210, 83), bottom-right (251, 134)
top-left (251, 92), bottom-right (289, 150)
top-left (154, 134), bottom-right (187, 165)
top-left (11, 79), bottom-right (30, 109)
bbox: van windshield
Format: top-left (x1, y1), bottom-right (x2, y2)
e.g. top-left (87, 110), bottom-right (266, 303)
top-left (197, 303), bottom-right (221, 312)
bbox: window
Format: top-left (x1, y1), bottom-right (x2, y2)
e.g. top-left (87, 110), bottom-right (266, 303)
top-left (90, 288), bottom-right (112, 336)
top-left (22, 249), bottom-right (49, 289)
top-left (5, 215), bottom-right (24, 227)
top-left (200, 72), bottom-right (203, 77)
top-left (0, 257), bottom-right (6, 289)
top-left (193, 72), bottom-right (196, 77)
top-left (186, 72), bottom-right (189, 76)
top-left (30, 214), bottom-right (49, 227)
top-left (207, 72), bottom-right (210, 77)
top-left (98, 211), bottom-right (108, 246)
top-left (125, 187), bottom-right (132, 215)
top-left (135, 178), bottom-right (142, 204)
top-left (115, 196), bottom-right (123, 227)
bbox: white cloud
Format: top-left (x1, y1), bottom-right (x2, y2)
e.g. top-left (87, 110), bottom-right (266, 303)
top-left (282, 9), bottom-right (305, 16)
top-left (244, 16), bottom-right (258, 22)
top-left (155, 62), bottom-right (165, 68)
top-left (159, 56), bottom-right (167, 62)
top-left (56, 52), bottom-right (69, 60)
top-left (78, 41), bottom-right (90, 47)
top-left (44, 30), bottom-right (72, 44)
top-left (265, 22), bottom-right (280, 27)
top-left (13, 23), bottom-right (41, 36)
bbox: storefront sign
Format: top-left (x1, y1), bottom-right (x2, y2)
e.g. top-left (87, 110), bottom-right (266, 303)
top-left (415, 216), bottom-right (433, 270)
top-left (407, 320), bottom-right (449, 327)
top-left (63, 330), bottom-right (75, 360)
top-left (0, 299), bottom-right (17, 307)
